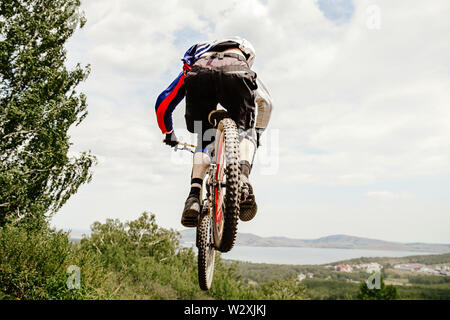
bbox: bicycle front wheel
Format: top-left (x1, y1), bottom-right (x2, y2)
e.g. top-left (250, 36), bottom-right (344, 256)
top-left (212, 118), bottom-right (240, 253)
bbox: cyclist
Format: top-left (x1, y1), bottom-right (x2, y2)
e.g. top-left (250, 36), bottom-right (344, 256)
top-left (155, 36), bottom-right (273, 227)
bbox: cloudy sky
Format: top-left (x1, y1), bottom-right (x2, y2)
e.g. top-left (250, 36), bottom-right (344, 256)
top-left (52, 0), bottom-right (450, 243)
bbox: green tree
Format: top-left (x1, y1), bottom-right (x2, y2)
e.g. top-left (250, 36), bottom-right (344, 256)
top-left (259, 278), bottom-right (308, 299)
top-left (357, 273), bottom-right (399, 300)
top-left (0, 0), bottom-right (95, 226)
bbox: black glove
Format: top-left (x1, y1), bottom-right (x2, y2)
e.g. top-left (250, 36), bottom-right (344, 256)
top-left (163, 131), bottom-right (178, 147)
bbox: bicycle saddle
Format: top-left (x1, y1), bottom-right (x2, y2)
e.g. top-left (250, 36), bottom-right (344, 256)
top-left (208, 109), bottom-right (229, 127)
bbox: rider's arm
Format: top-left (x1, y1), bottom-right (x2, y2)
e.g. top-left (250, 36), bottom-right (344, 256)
top-left (155, 72), bottom-right (186, 134)
top-left (155, 42), bottom-right (208, 134)
top-left (255, 77), bottom-right (273, 132)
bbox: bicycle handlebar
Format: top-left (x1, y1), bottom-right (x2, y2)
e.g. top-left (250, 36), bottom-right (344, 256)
top-left (177, 141), bottom-right (196, 148)
top-left (175, 141), bottom-right (196, 153)
top-left (165, 140), bottom-right (196, 153)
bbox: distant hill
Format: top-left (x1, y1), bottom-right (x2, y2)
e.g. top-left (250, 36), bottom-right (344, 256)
top-left (179, 230), bottom-right (450, 253)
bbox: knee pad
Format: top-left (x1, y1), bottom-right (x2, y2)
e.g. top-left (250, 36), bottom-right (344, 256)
top-left (238, 128), bottom-right (257, 149)
top-left (195, 141), bottom-right (214, 159)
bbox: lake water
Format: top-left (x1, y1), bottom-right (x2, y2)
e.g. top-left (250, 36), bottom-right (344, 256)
top-left (182, 243), bottom-right (434, 265)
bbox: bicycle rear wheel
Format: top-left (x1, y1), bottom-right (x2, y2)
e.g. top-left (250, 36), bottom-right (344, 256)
top-left (197, 211), bottom-right (215, 290)
top-left (212, 118), bottom-right (240, 253)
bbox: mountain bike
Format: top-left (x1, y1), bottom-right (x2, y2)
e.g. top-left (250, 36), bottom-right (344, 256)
top-left (174, 110), bottom-right (241, 290)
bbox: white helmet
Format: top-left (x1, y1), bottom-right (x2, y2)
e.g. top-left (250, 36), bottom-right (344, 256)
top-left (224, 36), bottom-right (256, 68)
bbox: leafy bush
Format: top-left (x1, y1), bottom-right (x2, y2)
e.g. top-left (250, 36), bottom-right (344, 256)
top-left (0, 223), bottom-right (101, 299)
top-left (396, 284), bottom-right (450, 300)
top-left (0, 212), bottom-right (309, 300)
top-left (357, 273), bottom-right (399, 300)
top-left (258, 278), bottom-right (307, 299)
top-left (408, 275), bottom-right (450, 285)
top-left (303, 279), bottom-right (359, 300)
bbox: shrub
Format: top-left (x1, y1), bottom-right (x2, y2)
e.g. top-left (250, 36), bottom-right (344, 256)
top-left (0, 223), bottom-right (100, 299)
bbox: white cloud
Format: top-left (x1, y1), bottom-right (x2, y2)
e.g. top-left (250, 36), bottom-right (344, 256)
top-left (253, 0), bottom-right (450, 186)
top-left (72, 0), bottom-right (212, 78)
top-left (366, 191), bottom-right (413, 201)
top-left (54, 0), bottom-right (450, 243)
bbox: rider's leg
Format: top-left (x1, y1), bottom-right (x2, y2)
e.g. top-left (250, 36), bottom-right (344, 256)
top-left (182, 63), bottom-right (218, 227)
top-left (238, 131), bottom-right (258, 222)
top-left (239, 132), bottom-right (257, 178)
top-left (181, 118), bottom-right (215, 228)
top-left (189, 151), bottom-right (211, 199)
top-left (216, 65), bottom-right (258, 178)
top-left (216, 65), bottom-right (259, 221)
top-left (182, 149), bottom-right (210, 228)
top-left (189, 116), bottom-right (216, 198)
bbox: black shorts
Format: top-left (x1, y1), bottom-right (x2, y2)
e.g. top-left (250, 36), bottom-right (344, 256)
top-left (184, 54), bottom-right (258, 150)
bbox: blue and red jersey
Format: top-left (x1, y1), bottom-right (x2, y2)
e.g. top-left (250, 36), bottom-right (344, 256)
top-left (154, 43), bottom-right (216, 134)
top-left (154, 38), bottom-right (256, 134)
top-left (155, 71), bottom-right (186, 134)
